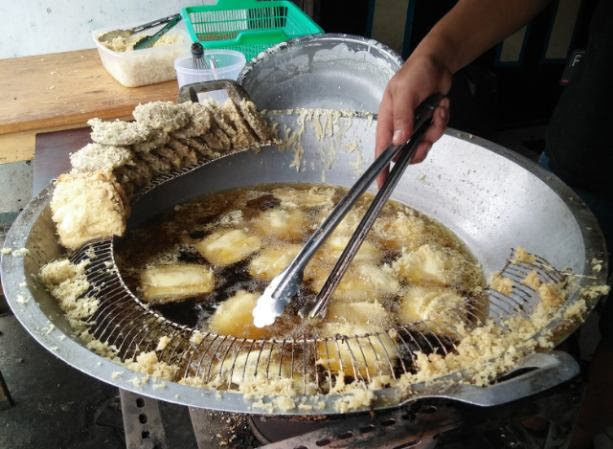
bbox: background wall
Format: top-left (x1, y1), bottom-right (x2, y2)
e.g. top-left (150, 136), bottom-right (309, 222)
top-left (0, 0), bottom-right (214, 58)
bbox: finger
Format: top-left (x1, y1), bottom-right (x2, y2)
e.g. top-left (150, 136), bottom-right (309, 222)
top-left (411, 140), bottom-right (433, 164)
top-left (391, 91), bottom-right (416, 145)
top-left (422, 100), bottom-right (450, 146)
top-left (375, 90), bottom-right (394, 154)
top-left (376, 90), bottom-right (394, 188)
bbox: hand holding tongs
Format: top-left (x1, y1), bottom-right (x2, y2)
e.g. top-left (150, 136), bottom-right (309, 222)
top-left (252, 94), bottom-right (446, 328)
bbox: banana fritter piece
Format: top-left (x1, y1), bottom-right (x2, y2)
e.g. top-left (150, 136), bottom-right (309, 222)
top-left (392, 244), bottom-right (479, 288)
top-left (272, 186), bottom-right (336, 209)
top-left (211, 124), bottom-right (233, 149)
top-left (177, 137), bottom-right (219, 159)
top-left (114, 161), bottom-right (154, 194)
top-left (131, 130), bottom-right (170, 153)
top-left (167, 138), bottom-right (198, 166)
top-left (317, 234), bottom-right (381, 265)
top-left (221, 98), bottom-right (258, 148)
top-left (248, 244), bottom-right (301, 281)
top-left (133, 101), bottom-right (190, 133)
top-left (50, 170), bottom-right (129, 250)
top-left (327, 299), bottom-right (390, 326)
top-left (238, 99), bottom-right (274, 142)
top-left (207, 349), bottom-right (303, 387)
top-left (174, 102), bottom-right (212, 138)
top-left (252, 208), bottom-right (307, 242)
top-left (195, 229), bottom-right (262, 267)
top-left (397, 285), bottom-right (467, 335)
top-left (204, 100), bottom-right (237, 140)
top-left (209, 290), bottom-right (274, 339)
top-left (373, 211), bottom-right (440, 251)
top-left (137, 150), bottom-right (174, 175)
top-left (140, 263), bottom-right (215, 304)
top-left (317, 300), bottom-right (396, 378)
top-left (88, 118), bottom-right (152, 146)
top-left (153, 146), bottom-right (183, 169)
top-left (307, 263), bottom-right (400, 302)
top-left (69, 143), bottom-right (133, 172)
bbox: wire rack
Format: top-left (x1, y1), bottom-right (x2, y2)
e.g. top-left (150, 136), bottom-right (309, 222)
top-left (70, 236), bottom-right (568, 395)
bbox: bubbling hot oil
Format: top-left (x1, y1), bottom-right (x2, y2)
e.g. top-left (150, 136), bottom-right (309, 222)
top-left (116, 183), bottom-right (487, 342)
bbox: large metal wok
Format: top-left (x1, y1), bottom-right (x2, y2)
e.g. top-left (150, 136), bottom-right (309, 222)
top-left (1, 84), bottom-right (608, 415)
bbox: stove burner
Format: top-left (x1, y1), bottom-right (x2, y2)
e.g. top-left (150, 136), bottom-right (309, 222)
top-left (119, 378), bottom-right (582, 448)
top-left (248, 403), bottom-right (456, 448)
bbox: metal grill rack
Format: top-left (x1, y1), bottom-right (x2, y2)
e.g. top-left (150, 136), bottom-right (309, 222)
top-left (70, 236), bottom-right (571, 396)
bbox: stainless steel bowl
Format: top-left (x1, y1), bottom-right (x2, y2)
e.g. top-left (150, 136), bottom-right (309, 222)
top-left (238, 34), bottom-right (403, 112)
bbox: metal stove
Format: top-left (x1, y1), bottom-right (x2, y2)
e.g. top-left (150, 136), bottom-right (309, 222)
top-left (117, 376), bottom-right (582, 448)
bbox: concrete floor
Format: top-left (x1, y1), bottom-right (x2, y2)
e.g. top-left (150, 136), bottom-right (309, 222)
top-left (0, 314), bottom-right (125, 449)
top-left (0, 314), bottom-right (206, 449)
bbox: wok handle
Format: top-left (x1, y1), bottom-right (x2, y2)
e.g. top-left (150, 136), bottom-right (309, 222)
top-left (177, 79), bottom-right (253, 105)
top-left (416, 351), bottom-right (579, 407)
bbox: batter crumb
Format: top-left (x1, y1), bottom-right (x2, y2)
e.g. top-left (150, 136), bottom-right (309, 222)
top-left (522, 270), bottom-right (542, 290)
top-left (133, 101), bottom-right (189, 133)
top-left (88, 118), bottom-right (151, 146)
top-left (564, 299), bottom-right (587, 320)
top-left (39, 258), bottom-right (98, 331)
top-left (490, 273), bottom-right (514, 295)
top-left (511, 246), bottom-right (536, 264)
top-left (190, 330), bottom-right (204, 345)
top-left (156, 335), bottom-right (172, 351)
top-left (70, 143), bottom-right (133, 173)
top-left (125, 351), bottom-right (179, 381)
top-left (538, 283), bottom-right (564, 309)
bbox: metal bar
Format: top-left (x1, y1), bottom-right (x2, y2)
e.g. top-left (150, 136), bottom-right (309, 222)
top-left (120, 389), bottom-right (168, 449)
top-left (256, 404), bottom-right (461, 449)
top-left (188, 407), bottom-right (219, 449)
top-left (0, 367), bottom-right (14, 409)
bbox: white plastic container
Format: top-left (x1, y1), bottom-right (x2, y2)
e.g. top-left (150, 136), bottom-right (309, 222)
top-left (174, 50), bottom-right (246, 102)
top-left (92, 24), bottom-right (190, 87)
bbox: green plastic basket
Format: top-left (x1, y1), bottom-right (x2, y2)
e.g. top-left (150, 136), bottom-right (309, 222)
top-left (180, 0), bottom-right (323, 61)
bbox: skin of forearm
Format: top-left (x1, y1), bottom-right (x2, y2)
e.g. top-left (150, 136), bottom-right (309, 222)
top-left (411, 0), bottom-right (552, 73)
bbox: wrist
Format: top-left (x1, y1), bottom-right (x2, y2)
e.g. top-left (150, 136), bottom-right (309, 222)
top-left (409, 30), bottom-right (460, 75)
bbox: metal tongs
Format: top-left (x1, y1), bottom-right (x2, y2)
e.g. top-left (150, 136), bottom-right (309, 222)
top-left (98, 13), bottom-right (180, 42)
top-left (252, 94), bottom-right (445, 328)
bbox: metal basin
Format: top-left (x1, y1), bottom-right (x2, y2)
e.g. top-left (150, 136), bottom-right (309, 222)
top-left (238, 34), bottom-right (402, 112)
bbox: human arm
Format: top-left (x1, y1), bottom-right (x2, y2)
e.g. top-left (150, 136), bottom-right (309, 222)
top-left (376, 0), bottom-right (552, 186)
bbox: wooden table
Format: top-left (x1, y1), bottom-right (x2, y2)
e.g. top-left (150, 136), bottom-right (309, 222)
top-left (0, 49), bottom-right (179, 165)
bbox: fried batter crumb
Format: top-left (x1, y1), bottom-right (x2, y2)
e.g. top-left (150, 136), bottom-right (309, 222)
top-left (70, 143), bottom-right (133, 172)
top-left (88, 118), bottom-right (152, 146)
top-left (522, 270), bottom-right (542, 290)
top-left (511, 246), bottom-right (536, 264)
top-left (133, 101), bottom-right (189, 133)
top-left (490, 272), bottom-right (514, 295)
top-left (538, 283), bottom-right (564, 309)
top-left (156, 335), bottom-right (172, 351)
